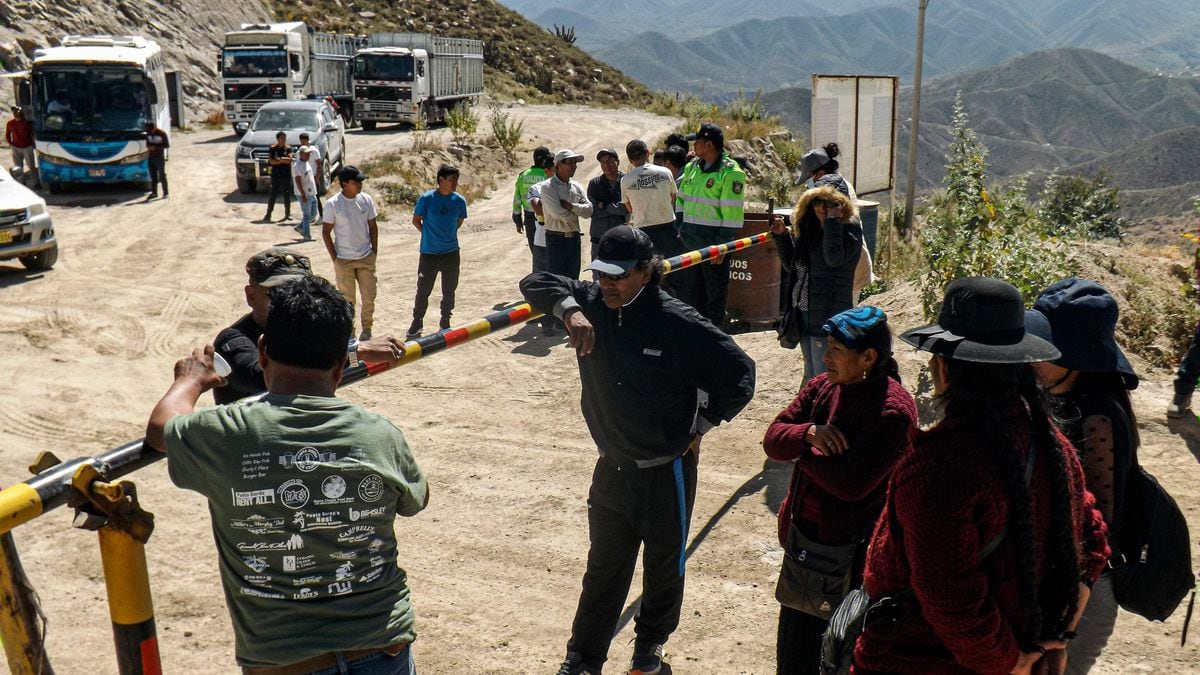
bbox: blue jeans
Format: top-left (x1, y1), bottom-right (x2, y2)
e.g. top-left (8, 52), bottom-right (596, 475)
top-left (800, 334), bottom-right (828, 380)
top-left (307, 646), bottom-right (415, 675)
top-left (296, 195), bottom-right (318, 239)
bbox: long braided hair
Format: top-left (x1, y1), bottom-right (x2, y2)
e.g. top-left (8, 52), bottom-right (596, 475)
top-left (938, 359), bottom-right (1083, 645)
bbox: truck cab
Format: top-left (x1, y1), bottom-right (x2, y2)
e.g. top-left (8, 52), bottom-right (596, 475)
top-left (220, 23), bottom-right (307, 133)
top-left (353, 46), bottom-right (425, 130)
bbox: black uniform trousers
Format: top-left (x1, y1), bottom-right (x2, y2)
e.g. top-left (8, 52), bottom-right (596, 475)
top-left (410, 251), bottom-right (460, 329)
top-left (545, 231), bottom-right (581, 279)
top-left (675, 255), bottom-right (732, 326)
top-left (266, 173), bottom-right (292, 217)
top-left (567, 452), bottom-right (698, 667)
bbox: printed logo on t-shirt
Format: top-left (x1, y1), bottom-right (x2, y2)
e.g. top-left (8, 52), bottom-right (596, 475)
top-left (322, 475), bottom-right (347, 498)
top-left (232, 488), bottom-right (276, 507)
top-left (334, 561), bottom-right (355, 580)
top-left (244, 574), bottom-right (272, 586)
top-left (281, 447), bottom-right (334, 472)
top-left (241, 587), bottom-right (285, 599)
top-left (358, 566), bottom-right (385, 584)
top-left (291, 510), bottom-right (345, 531)
top-left (336, 525), bottom-right (376, 545)
top-left (327, 580), bottom-right (353, 596)
top-left (292, 574), bottom-right (322, 586)
top-left (349, 505), bottom-right (387, 521)
top-left (282, 554), bottom-right (317, 572)
top-left (277, 479), bottom-right (310, 509)
top-left (329, 550), bottom-right (359, 561)
top-left (237, 534), bottom-right (304, 552)
top-left (358, 474), bottom-right (385, 502)
top-left (230, 515), bottom-right (286, 535)
top-left (243, 555), bottom-right (269, 573)
top-left (293, 587), bottom-right (319, 600)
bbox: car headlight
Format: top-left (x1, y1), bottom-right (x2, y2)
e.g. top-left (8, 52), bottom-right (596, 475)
top-left (27, 203), bottom-right (46, 218)
top-left (237, 145), bottom-right (253, 158)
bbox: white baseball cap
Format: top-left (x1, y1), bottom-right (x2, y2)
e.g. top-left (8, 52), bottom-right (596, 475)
top-left (554, 149), bottom-right (584, 165)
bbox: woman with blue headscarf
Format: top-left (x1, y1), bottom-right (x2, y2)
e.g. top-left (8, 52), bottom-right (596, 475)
top-left (763, 306), bottom-right (917, 674)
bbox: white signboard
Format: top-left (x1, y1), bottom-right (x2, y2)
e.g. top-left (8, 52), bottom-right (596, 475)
top-left (810, 75), bottom-right (898, 196)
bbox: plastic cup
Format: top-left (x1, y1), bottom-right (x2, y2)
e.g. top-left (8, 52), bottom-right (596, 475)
top-left (212, 353), bottom-right (232, 378)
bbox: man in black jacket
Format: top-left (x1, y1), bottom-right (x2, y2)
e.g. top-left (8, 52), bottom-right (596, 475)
top-left (586, 147), bottom-right (628, 261)
top-left (521, 226), bottom-right (756, 675)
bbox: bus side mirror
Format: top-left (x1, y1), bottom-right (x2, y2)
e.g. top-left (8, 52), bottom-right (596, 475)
top-left (290, 54), bottom-right (301, 72)
top-left (147, 85), bottom-right (159, 105)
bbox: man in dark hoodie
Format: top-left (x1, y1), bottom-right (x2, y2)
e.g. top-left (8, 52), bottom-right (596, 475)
top-left (521, 226), bottom-right (755, 675)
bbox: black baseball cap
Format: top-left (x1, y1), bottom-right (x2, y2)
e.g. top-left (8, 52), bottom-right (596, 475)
top-left (596, 147), bottom-right (619, 161)
top-left (246, 247), bottom-right (312, 287)
top-left (685, 123), bottom-right (724, 144)
top-left (586, 226), bottom-right (655, 275)
top-left (337, 165), bottom-right (368, 182)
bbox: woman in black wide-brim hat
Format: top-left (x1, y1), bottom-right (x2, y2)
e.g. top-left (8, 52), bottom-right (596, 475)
top-left (854, 277), bottom-right (1111, 675)
top-left (1025, 277), bottom-right (1139, 673)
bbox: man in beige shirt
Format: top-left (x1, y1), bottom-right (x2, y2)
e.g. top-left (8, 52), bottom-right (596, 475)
top-left (531, 149), bottom-right (593, 281)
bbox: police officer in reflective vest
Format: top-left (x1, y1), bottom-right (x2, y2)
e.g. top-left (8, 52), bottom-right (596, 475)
top-left (513, 146), bottom-right (553, 273)
top-left (675, 123), bottom-right (746, 327)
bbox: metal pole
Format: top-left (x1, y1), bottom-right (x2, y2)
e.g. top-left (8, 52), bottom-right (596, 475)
top-left (0, 230), bottom-right (782, 526)
top-left (97, 528), bottom-right (160, 675)
top-left (903, 0), bottom-right (929, 236)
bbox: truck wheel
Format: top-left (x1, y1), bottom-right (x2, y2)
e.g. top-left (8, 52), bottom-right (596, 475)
top-left (237, 176), bottom-right (256, 195)
top-left (20, 244), bottom-right (58, 271)
top-left (361, 120), bottom-right (377, 132)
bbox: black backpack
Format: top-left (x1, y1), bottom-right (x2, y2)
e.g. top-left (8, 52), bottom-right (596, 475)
top-left (1110, 464), bottom-right (1196, 621)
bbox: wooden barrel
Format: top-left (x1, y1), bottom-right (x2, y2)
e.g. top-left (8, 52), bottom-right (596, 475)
top-left (725, 212), bottom-right (782, 325)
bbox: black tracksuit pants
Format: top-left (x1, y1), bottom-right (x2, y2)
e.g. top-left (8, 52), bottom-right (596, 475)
top-left (567, 452), bottom-right (698, 668)
top-left (411, 251), bottom-right (460, 328)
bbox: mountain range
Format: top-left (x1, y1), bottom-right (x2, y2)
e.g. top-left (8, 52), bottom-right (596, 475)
top-left (496, 0), bottom-right (1200, 97)
top-left (762, 48), bottom-right (1200, 217)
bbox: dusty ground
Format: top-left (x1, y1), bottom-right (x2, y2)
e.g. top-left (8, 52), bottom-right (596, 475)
top-left (0, 105), bottom-right (1197, 674)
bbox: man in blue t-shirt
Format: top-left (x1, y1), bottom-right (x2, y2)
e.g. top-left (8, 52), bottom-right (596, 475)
top-left (407, 164), bottom-right (468, 338)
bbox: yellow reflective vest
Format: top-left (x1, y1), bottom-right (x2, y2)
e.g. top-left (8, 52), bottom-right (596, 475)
top-left (676, 153), bottom-right (746, 231)
top-left (513, 166), bottom-right (548, 214)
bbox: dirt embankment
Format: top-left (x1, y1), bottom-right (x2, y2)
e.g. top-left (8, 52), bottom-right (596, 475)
top-left (0, 105), bottom-right (1196, 674)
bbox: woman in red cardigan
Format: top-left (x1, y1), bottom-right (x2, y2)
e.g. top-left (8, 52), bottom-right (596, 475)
top-left (763, 306), bottom-right (917, 674)
top-left (855, 277), bottom-right (1110, 675)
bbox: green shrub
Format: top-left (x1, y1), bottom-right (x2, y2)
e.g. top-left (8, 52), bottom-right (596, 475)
top-left (917, 93), bottom-right (1077, 317)
top-left (1036, 170), bottom-right (1126, 241)
top-left (446, 100), bottom-right (479, 144)
top-left (488, 101), bottom-right (524, 165)
top-left (755, 171), bottom-right (793, 208)
top-left (725, 90), bottom-right (765, 122)
top-left (772, 136), bottom-right (804, 172)
top-left (410, 114), bottom-right (437, 152)
top-left (374, 180), bottom-right (421, 205)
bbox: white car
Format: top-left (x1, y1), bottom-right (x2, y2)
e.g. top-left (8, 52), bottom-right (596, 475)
top-left (234, 99), bottom-right (346, 195)
top-left (0, 168), bottom-right (57, 270)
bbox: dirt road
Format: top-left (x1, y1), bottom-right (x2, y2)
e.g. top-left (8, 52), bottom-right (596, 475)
top-left (0, 105), bottom-right (1196, 674)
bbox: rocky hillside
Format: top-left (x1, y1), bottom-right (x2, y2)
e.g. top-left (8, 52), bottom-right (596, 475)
top-left (0, 1), bottom-right (270, 118)
top-left (0, 0), bottom-right (653, 123)
top-left (268, 0), bottom-right (654, 106)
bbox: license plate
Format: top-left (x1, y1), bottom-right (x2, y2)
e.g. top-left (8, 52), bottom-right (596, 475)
top-left (0, 230), bottom-right (13, 244)
top-left (88, 168), bottom-right (105, 177)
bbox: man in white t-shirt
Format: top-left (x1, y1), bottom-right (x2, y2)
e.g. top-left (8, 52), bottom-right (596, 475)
top-left (321, 165), bottom-right (380, 341)
top-left (621, 139), bottom-right (681, 262)
top-left (292, 146), bottom-right (319, 242)
top-left (298, 132), bottom-right (325, 218)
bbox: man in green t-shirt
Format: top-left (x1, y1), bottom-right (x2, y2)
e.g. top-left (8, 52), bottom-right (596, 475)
top-left (146, 276), bottom-right (429, 673)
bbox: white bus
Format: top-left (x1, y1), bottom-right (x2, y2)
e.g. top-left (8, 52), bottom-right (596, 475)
top-left (28, 35), bottom-right (170, 192)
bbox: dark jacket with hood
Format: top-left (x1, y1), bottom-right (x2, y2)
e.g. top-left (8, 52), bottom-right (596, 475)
top-left (777, 185), bottom-right (863, 334)
top-left (519, 271), bottom-right (756, 467)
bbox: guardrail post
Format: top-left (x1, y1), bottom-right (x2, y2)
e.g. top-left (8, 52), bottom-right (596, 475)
top-left (70, 466), bottom-right (160, 675)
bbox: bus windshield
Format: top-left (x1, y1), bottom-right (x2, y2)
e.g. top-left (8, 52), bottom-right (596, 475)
top-left (250, 110), bottom-right (320, 132)
top-left (33, 67), bottom-right (149, 136)
top-left (355, 54), bottom-right (414, 81)
top-left (222, 49), bottom-right (288, 78)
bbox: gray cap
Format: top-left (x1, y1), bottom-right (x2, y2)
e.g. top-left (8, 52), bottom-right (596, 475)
top-left (800, 148), bottom-right (830, 178)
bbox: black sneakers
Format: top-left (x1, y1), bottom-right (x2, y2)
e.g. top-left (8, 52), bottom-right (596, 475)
top-left (629, 640), bottom-right (663, 675)
top-left (555, 652), bottom-right (600, 675)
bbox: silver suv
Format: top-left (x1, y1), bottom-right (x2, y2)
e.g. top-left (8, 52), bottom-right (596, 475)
top-left (234, 99), bottom-right (346, 194)
top-left (0, 168), bottom-right (57, 270)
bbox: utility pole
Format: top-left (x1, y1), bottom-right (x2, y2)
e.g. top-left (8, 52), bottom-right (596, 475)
top-left (903, 0), bottom-right (929, 236)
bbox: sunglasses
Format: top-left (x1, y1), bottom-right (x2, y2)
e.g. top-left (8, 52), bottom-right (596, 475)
top-left (812, 199), bottom-right (836, 209)
top-left (598, 269), bottom-right (633, 282)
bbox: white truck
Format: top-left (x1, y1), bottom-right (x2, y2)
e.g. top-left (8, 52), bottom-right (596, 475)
top-left (220, 22), bottom-right (364, 134)
top-left (353, 33), bottom-right (484, 130)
